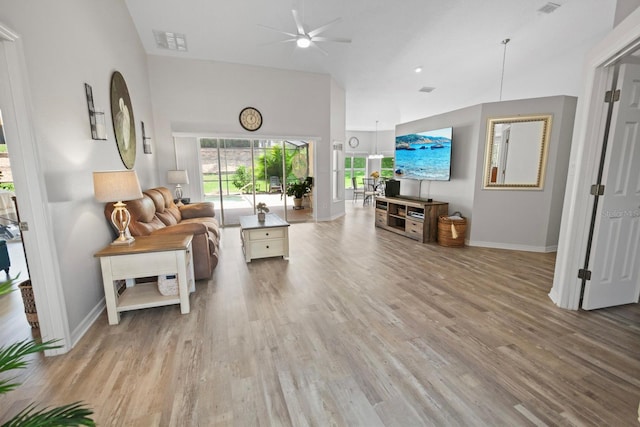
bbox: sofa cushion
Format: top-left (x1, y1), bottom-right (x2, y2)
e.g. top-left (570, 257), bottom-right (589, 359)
top-left (180, 202), bottom-right (215, 219)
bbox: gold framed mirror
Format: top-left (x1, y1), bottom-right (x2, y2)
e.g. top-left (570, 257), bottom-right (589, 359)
top-left (483, 114), bottom-right (552, 189)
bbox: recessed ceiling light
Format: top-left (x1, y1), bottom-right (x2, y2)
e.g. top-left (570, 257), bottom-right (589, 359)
top-left (415, 66), bottom-right (423, 73)
top-left (419, 87), bottom-right (435, 93)
top-left (538, 2), bottom-right (561, 14)
top-left (153, 30), bottom-right (188, 52)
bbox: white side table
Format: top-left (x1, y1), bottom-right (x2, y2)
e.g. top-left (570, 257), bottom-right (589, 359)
top-left (240, 213), bottom-right (290, 262)
top-left (94, 234), bottom-right (194, 325)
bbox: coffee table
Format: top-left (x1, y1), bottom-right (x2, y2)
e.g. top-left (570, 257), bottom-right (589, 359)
top-left (239, 213), bottom-right (290, 262)
top-left (94, 234), bottom-right (194, 325)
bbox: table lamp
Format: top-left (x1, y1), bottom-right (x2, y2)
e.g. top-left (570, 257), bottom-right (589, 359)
top-left (93, 170), bottom-right (143, 245)
top-left (167, 169), bottom-right (189, 203)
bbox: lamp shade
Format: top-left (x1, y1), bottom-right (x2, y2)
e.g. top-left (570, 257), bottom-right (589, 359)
top-left (167, 169), bottom-right (189, 185)
top-left (93, 170), bottom-right (143, 202)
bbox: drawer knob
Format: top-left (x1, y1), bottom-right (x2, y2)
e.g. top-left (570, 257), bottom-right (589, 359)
top-left (266, 245), bottom-right (270, 249)
top-left (266, 232), bottom-right (269, 236)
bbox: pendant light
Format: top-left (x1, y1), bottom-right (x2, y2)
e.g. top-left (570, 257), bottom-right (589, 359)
top-left (369, 120), bottom-right (383, 159)
top-left (499, 38), bottom-right (510, 101)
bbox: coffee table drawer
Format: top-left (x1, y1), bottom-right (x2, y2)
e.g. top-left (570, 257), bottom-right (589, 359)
top-left (248, 239), bottom-right (285, 259)
top-left (247, 228), bottom-right (285, 240)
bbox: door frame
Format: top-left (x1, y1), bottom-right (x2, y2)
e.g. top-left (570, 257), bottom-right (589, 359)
top-left (550, 7), bottom-right (640, 310)
top-left (0, 24), bottom-right (71, 354)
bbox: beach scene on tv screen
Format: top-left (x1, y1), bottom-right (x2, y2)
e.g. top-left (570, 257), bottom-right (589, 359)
top-left (395, 127), bottom-right (452, 180)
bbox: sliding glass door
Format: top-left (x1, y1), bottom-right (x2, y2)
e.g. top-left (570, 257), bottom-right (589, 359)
top-left (200, 138), bottom-right (313, 226)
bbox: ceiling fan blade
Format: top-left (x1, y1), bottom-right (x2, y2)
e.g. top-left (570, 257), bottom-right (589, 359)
top-left (259, 38), bottom-right (297, 46)
top-left (310, 42), bottom-right (329, 56)
top-left (291, 9), bottom-right (306, 35)
top-left (312, 36), bottom-right (351, 44)
top-left (308, 17), bottom-right (342, 38)
top-left (257, 24), bottom-right (298, 38)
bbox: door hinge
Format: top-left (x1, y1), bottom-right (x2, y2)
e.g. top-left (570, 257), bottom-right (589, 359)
top-left (578, 269), bottom-right (592, 281)
top-left (604, 89), bottom-right (620, 103)
top-left (590, 184), bottom-right (605, 196)
top-left (19, 221), bottom-right (28, 232)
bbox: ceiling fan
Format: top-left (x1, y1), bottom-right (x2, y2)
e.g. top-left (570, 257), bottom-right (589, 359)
top-left (259, 9), bottom-right (351, 55)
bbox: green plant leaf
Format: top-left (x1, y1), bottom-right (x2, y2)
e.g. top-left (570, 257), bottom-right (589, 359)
top-left (0, 339), bottom-right (62, 393)
top-left (2, 402), bottom-right (95, 426)
top-left (0, 275), bottom-right (19, 297)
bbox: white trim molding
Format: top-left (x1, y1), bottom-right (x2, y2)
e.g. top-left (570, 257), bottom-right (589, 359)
top-left (550, 7), bottom-right (640, 310)
top-left (0, 22), bottom-right (71, 354)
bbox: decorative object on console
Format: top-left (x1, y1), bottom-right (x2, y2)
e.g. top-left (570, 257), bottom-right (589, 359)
top-left (141, 121), bottom-right (152, 154)
top-left (110, 71), bottom-right (136, 169)
top-left (84, 83), bottom-right (107, 140)
top-left (93, 170), bottom-right (143, 245)
top-left (256, 202), bottom-right (269, 222)
top-left (167, 169), bottom-right (189, 204)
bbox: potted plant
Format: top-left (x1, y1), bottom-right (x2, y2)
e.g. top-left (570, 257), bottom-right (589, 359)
top-left (256, 202), bottom-right (269, 222)
top-left (0, 277), bottom-right (95, 425)
top-left (286, 179), bottom-right (312, 209)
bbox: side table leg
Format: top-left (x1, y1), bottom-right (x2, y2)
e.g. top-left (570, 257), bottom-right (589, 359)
top-left (99, 258), bottom-right (120, 325)
top-left (176, 249), bottom-right (190, 314)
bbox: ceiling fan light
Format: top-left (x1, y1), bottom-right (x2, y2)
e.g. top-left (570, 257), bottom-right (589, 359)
top-left (296, 36), bottom-right (311, 48)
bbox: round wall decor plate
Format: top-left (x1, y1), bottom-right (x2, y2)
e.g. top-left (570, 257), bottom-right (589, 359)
top-left (110, 71), bottom-right (136, 169)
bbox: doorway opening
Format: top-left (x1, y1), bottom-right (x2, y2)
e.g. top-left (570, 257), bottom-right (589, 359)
top-left (200, 138), bottom-right (314, 226)
top-left (0, 109), bottom-right (33, 343)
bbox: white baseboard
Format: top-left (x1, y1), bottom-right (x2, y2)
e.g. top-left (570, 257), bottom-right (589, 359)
top-left (70, 298), bottom-right (105, 349)
top-left (467, 240), bottom-right (558, 253)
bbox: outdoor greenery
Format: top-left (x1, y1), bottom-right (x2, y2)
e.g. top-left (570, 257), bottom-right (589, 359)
top-left (254, 145), bottom-right (294, 182)
top-left (231, 166), bottom-right (251, 192)
top-left (0, 277), bottom-right (95, 426)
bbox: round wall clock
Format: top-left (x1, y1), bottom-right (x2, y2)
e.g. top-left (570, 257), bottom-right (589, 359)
top-left (239, 107), bottom-right (263, 131)
top-left (348, 136), bottom-right (359, 148)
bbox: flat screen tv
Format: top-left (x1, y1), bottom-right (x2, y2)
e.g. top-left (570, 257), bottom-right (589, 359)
top-left (395, 127), bottom-right (452, 180)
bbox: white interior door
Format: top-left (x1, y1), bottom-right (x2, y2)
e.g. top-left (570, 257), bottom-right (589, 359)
top-left (582, 62), bottom-right (640, 310)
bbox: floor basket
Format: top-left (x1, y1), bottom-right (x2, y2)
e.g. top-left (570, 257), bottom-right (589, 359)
top-left (18, 280), bottom-right (39, 328)
top-left (438, 212), bottom-right (467, 247)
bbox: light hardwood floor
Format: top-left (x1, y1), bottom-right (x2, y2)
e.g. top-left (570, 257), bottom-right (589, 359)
top-left (2, 204), bottom-right (639, 426)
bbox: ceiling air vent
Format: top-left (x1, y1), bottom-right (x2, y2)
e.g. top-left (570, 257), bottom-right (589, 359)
top-left (153, 30), bottom-right (188, 52)
top-left (537, 2), bottom-right (561, 14)
top-left (419, 87), bottom-right (435, 93)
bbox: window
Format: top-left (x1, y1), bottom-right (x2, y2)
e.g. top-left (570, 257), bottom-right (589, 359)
top-left (345, 155), bottom-right (366, 188)
top-left (381, 156), bottom-right (395, 179)
top-left (332, 143), bottom-right (343, 201)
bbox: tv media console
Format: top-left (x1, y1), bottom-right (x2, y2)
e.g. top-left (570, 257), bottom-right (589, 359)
top-left (375, 196), bottom-right (448, 243)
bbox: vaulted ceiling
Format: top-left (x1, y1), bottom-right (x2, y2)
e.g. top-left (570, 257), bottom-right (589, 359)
top-left (124, 0), bottom-right (617, 130)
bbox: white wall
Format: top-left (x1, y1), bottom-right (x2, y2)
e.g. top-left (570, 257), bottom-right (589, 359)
top-left (393, 96), bottom-right (576, 252)
top-left (0, 0), bottom-right (158, 337)
top-left (146, 55), bottom-right (344, 221)
top-left (330, 78), bottom-right (347, 218)
top-left (395, 105), bottom-right (482, 224)
top-left (471, 96), bottom-right (577, 251)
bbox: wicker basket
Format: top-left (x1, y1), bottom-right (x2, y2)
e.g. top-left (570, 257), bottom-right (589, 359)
top-left (438, 212), bottom-right (467, 247)
top-left (18, 280), bottom-right (39, 329)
